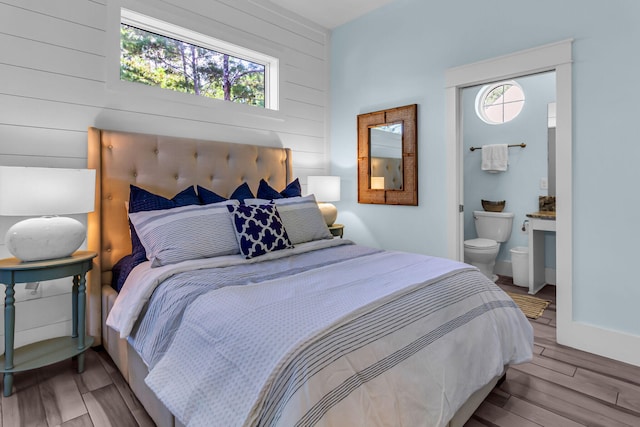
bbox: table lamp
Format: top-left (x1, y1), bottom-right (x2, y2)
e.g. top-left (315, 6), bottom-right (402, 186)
top-left (0, 166), bottom-right (96, 262)
top-left (307, 175), bottom-right (340, 226)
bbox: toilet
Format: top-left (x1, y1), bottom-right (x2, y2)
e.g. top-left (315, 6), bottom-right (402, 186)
top-left (464, 211), bottom-right (515, 281)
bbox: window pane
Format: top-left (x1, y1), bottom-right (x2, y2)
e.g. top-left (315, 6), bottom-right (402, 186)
top-left (120, 24), bottom-right (265, 107)
top-left (503, 84), bottom-right (525, 102)
top-left (504, 100), bottom-right (524, 122)
top-left (484, 85), bottom-right (507, 106)
top-left (484, 105), bottom-right (504, 123)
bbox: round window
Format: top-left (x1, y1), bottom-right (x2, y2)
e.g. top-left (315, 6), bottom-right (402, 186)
top-left (475, 80), bottom-right (525, 125)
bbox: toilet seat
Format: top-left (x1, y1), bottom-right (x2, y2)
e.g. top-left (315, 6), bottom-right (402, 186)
top-left (464, 238), bottom-right (498, 250)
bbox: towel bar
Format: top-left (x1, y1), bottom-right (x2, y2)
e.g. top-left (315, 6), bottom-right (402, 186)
top-left (469, 143), bottom-right (526, 152)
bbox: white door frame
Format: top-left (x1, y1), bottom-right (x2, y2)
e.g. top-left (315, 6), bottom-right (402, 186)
top-left (444, 39), bottom-right (640, 367)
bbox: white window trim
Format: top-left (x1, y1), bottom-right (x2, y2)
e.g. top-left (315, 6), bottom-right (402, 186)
top-left (120, 8), bottom-right (279, 110)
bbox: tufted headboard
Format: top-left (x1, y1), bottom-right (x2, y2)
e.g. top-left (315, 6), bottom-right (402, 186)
top-left (86, 127), bottom-right (292, 344)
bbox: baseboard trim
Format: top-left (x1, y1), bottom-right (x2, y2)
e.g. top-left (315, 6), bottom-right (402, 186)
top-left (557, 320), bottom-right (640, 367)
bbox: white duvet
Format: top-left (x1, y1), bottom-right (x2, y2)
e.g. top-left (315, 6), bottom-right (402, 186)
top-left (109, 242), bottom-right (533, 426)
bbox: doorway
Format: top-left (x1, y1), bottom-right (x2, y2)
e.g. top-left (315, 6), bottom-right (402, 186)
top-left (444, 40), bottom-right (573, 346)
top-left (461, 72), bottom-right (556, 283)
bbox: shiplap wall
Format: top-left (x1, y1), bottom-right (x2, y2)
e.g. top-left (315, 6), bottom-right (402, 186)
top-left (0, 0), bottom-right (330, 349)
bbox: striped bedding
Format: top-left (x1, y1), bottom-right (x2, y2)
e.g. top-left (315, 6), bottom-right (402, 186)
top-left (111, 241), bottom-right (533, 427)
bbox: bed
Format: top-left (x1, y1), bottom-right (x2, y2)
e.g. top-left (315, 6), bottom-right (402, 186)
top-left (86, 127), bottom-right (533, 427)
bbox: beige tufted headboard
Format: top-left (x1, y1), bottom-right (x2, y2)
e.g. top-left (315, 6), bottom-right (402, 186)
top-left (86, 127), bottom-right (292, 345)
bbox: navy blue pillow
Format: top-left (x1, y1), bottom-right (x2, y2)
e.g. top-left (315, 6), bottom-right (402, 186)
top-left (257, 179), bottom-right (283, 199)
top-left (128, 185), bottom-right (200, 264)
top-left (197, 185), bottom-right (228, 205)
top-left (257, 178), bottom-right (302, 199)
top-left (281, 178), bottom-right (302, 198)
top-left (111, 254), bottom-right (137, 292)
top-left (227, 203), bottom-right (293, 259)
top-left (230, 182), bottom-right (255, 202)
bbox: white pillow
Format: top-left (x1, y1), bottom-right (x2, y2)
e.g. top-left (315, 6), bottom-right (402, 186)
top-left (128, 200), bottom-right (239, 267)
top-left (245, 195), bottom-right (333, 245)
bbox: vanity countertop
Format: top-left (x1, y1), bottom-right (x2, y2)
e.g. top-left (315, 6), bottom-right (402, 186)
top-left (526, 211), bottom-right (556, 220)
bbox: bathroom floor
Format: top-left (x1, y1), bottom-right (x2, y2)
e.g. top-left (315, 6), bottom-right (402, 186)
top-left (469, 276), bottom-right (640, 426)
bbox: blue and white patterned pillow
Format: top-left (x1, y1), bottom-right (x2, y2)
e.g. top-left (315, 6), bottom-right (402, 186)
top-left (227, 203), bottom-right (293, 259)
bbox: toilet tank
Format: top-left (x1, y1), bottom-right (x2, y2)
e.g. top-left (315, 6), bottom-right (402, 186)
top-left (473, 211), bottom-right (515, 242)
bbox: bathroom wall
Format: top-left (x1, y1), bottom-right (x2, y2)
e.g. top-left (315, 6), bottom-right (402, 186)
top-left (462, 72), bottom-right (556, 274)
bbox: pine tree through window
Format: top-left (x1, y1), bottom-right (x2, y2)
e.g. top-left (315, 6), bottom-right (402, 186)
top-left (119, 10), bottom-right (278, 109)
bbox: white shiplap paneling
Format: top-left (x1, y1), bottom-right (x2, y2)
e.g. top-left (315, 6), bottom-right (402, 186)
top-left (0, 0), bottom-right (330, 347)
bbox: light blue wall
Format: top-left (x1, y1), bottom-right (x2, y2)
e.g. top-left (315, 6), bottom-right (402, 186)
top-left (462, 73), bottom-right (556, 269)
top-left (331, 0), bottom-right (640, 336)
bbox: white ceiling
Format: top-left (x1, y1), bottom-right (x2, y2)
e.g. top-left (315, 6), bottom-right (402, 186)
top-left (267, 0), bottom-right (397, 29)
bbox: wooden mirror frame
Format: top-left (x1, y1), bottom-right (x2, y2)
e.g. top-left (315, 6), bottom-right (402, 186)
top-left (358, 104), bottom-right (418, 205)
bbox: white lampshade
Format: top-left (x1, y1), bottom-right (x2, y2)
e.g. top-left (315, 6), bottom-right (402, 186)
top-left (307, 176), bottom-right (340, 226)
top-left (307, 176), bottom-right (340, 202)
top-left (0, 167), bottom-right (95, 215)
top-left (0, 166), bottom-right (96, 261)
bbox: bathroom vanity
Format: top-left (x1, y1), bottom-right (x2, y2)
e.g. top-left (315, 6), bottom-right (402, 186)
top-left (526, 211), bottom-right (556, 294)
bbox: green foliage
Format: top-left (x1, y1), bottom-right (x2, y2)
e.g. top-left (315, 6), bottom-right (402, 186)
top-left (484, 85), bottom-right (508, 106)
top-left (120, 25), bottom-right (265, 107)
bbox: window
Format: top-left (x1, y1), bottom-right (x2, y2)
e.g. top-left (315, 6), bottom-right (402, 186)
top-left (475, 80), bottom-right (525, 124)
top-left (120, 9), bottom-right (279, 110)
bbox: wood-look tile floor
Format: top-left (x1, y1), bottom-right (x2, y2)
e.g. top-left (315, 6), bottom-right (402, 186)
top-left (469, 278), bottom-right (640, 427)
top-left (1, 277), bottom-right (639, 426)
top-left (0, 347), bottom-right (154, 427)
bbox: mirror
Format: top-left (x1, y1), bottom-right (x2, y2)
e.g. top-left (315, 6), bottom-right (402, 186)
top-left (358, 104), bottom-right (417, 205)
top-left (370, 123), bottom-right (403, 190)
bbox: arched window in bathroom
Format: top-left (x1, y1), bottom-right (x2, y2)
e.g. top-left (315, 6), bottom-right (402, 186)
top-left (475, 80), bottom-right (525, 125)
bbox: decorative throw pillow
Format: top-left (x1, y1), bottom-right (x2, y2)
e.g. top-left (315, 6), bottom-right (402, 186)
top-left (245, 195), bottom-right (333, 245)
top-left (129, 201), bottom-right (240, 267)
top-left (280, 178), bottom-right (302, 198)
top-left (197, 185), bottom-right (228, 205)
top-left (257, 178), bottom-right (302, 199)
top-left (257, 179), bottom-right (283, 199)
top-left (128, 185), bottom-right (200, 263)
top-left (111, 254), bottom-right (137, 292)
top-left (230, 182), bottom-right (255, 202)
top-left (226, 203), bottom-right (293, 259)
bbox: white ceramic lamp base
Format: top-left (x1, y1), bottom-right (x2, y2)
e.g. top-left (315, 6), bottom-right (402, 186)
top-left (5, 216), bottom-right (86, 262)
top-left (318, 202), bottom-right (337, 226)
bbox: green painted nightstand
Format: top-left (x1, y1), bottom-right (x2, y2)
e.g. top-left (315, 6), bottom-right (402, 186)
top-left (0, 250), bottom-right (96, 397)
top-left (328, 223), bottom-right (344, 238)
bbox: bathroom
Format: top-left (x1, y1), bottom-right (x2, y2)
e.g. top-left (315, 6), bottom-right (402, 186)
top-left (462, 71), bottom-right (556, 285)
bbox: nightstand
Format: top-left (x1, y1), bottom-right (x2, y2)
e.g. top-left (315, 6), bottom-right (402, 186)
top-left (0, 251), bottom-right (96, 396)
top-left (328, 223), bottom-right (344, 238)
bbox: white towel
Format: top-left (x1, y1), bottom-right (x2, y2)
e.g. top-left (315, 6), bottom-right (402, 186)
top-left (481, 144), bottom-right (508, 172)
